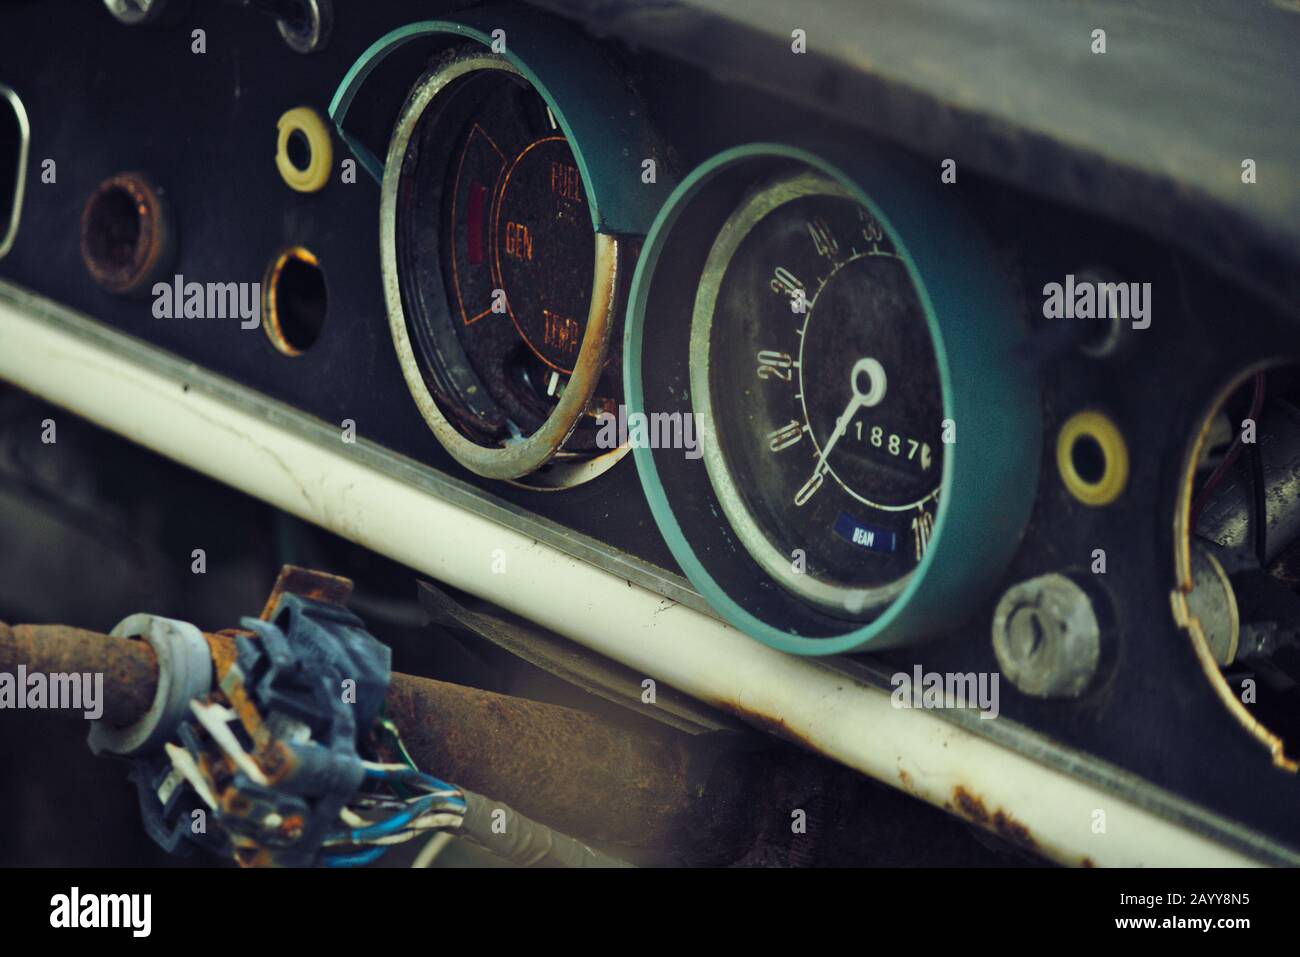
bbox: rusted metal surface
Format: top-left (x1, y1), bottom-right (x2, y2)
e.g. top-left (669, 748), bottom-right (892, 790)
top-left (79, 172), bottom-right (175, 296)
top-left (722, 699), bottom-right (824, 755)
top-left (949, 785), bottom-right (1040, 856)
top-left (288, 570), bottom-right (722, 853)
top-left (206, 628), bottom-right (270, 754)
top-left (385, 670), bottom-right (697, 848)
top-left (0, 612), bottom-right (751, 857)
top-left (212, 627), bottom-right (763, 860)
top-left (258, 565), bottom-right (353, 620)
top-left (2, 563), bottom-right (1027, 865)
top-left (0, 611), bottom-right (1033, 864)
top-left (0, 620), bottom-right (157, 725)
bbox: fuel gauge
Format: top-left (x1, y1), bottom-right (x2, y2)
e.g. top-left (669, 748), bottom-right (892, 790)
top-left (332, 14), bottom-right (670, 486)
top-left (431, 65), bottom-right (604, 445)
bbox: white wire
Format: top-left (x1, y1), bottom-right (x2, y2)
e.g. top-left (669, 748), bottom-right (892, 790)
top-left (325, 831), bottom-right (420, 848)
top-left (361, 761), bottom-right (412, 772)
top-left (350, 795), bottom-right (410, 809)
top-left (339, 807), bottom-right (368, 828)
top-left (412, 832), bottom-right (455, 869)
top-left (408, 813), bottom-right (465, 832)
top-left (322, 812), bottom-right (464, 848)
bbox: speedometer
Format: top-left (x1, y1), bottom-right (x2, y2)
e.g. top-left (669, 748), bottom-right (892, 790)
top-left (693, 172), bottom-right (944, 617)
top-left (627, 144), bottom-right (1040, 653)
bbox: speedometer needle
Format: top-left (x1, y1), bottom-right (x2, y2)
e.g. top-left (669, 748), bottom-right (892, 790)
top-left (795, 357), bottom-right (887, 506)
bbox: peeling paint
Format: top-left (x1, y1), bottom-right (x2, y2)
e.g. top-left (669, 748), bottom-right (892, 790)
top-left (951, 786), bottom-right (1039, 853)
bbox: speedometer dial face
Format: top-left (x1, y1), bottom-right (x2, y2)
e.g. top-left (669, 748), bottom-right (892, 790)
top-left (692, 173), bottom-right (944, 618)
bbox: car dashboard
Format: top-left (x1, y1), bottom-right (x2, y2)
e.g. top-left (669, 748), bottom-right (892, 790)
top-left (0, 0), bottom-right (1299, 871)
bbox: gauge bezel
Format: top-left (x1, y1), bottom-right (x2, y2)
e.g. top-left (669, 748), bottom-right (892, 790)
top-left (625, 143), bottom-right (1042, 654)
top-left (381, 52), bottom-right (621, 482)
top-left (333, 13), bottom-right (671, 486)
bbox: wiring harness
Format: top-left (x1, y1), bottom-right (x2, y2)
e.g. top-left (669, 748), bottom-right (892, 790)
top-left (323, 759), bottom-right (469, 867)
top-left (120, 590), bottom-right (448, 867)
top-left (106, 586), bottom-right (627, 867)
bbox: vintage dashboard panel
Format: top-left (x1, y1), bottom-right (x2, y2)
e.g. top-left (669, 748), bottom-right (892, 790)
top-left (1, 0), bottom-right (1299, 871)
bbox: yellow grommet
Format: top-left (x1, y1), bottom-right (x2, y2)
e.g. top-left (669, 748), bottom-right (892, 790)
top-left (275, 107), bottom-right (332, 193)
top-left (1057, 410), bottom-right (1129, 506)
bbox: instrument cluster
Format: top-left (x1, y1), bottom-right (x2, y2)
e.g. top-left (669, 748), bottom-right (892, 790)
top-left (3, 0), bottom-right (1300, 863)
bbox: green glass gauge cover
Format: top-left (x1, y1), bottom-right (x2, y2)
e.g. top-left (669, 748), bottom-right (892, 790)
top-left (625, 144), bottom-right (1041, 654)
top-left (328, 7), bottom-right (672, 484)
top-left (328, 7), bottom-right (669, 235)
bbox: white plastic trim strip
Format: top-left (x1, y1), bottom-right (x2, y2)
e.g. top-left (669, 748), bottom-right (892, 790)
top-left (0, 285), bottom-right (1266, 867)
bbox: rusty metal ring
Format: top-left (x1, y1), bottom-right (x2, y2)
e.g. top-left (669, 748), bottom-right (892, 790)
top-left (79, 172), bottom-right (176, 296)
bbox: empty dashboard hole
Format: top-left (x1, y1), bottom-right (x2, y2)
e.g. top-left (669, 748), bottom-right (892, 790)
top-left (278, 0), bottom-right (313, 37)
top-left (286, 128), bottom-right (311, 172)
top-left (1071, 433), bottom-right (1107, 485)
top-left (79, 173), bottom-right (172, 295)
top-left (263, 247), bottom-right (327, 356)
top-left (83, 185), bottom-right (142, 273)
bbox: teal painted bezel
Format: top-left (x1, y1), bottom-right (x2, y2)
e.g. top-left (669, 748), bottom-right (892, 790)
top-left (329, 7), bottom-right (670, 236)
top-left (625, 143), bottom-right (1041, 654)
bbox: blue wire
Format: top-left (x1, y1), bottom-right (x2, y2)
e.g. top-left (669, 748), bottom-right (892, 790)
top-left (322, 846), bottom-right (387, 868)
top-left (361, 767), bottom-right (467, 810)
top-left (317, 767), bottom-right (468, 864)
top-left (330, 793), bottom-right (466, 846)
top-left (350, 795), bottom-right (436, 840)
top-left (364, 767), bottom-right (458, 791)
top-left (415, 771), bottom-right (460, 793)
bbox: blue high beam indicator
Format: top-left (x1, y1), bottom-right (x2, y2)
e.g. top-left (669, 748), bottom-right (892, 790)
top-left (833, 513), bottom-right (898, 554)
